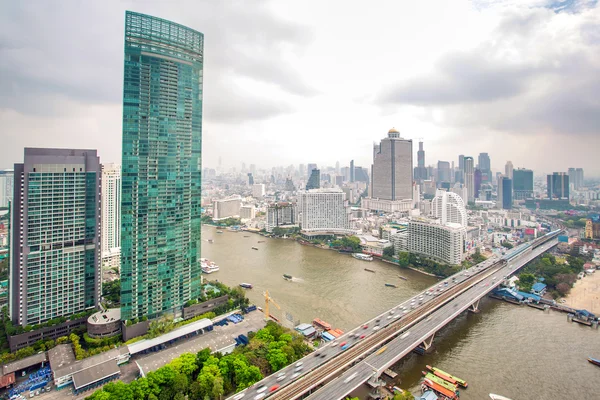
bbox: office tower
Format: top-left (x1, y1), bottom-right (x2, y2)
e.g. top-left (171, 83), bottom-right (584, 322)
top-left (437, 161), bottom-right (451, 184)
top-left (247, 173), bottom-right (254, 186)
top-left (451, 184), bottom-right (468, 205)
top-left (307, 163), bottom-right (317, 177)
top-left (101, 163), bottom-right (121, 269)
top-left (298, 164), bottom-right (305, 177)
top-left (464, 157), bottom-right (475, 203)
top-left (513, 168), bottom-right (533, 199)
top-left (121, 12), bottom-right (203, 321)
top-left (213, 197), bottom-right (242, 220)
top-left (266, 203), bottom-right (296, 232)
top-left (408, 220), bottom-right (464, 265)
top-left (11, 148), bottom-right (101, 326)
top-left (284, 178), bottom-right (296, 191)
top-left (432, 189), bottom-right (467, 227)
top-left (478, 153), bottom-right (491, 183)
top-left (501, 178), bottom-right (513, 210)
top-left (568, 168), bottom-right (584, 190)
top-left (298, 189), bottom-right (351, 234)
top-left (252, 183), bottom-right (265, 199)
top-left (547, 172), bottom-right (569, 199)
top-left (354, 166), bottom-right (369, 183)
top-left (414, 141), bottom-right (428, 181)
top-left (496, 174), bottom-right (504, 209)
top-left (335, 161), bottom-right (340, 176)
top-left (350, 160), bottom-right (355, 182)
top-left (371, 128), bottom-right (413, 200)
top-left (249, 164), bottom-right (256, 176)
top-left (474, 169), bottom-right (482, 199)
top-left (0, 169), bottom-right (14, 208)
top-left (505, 161), bottom-right (513, 180)
top-left (306, 169), bottom-right (320, 190)
top-left (456, 155), bottom-right (465, 184)
top-left (241, 162), bottom-right (246, 173)
top-left (240, 205), bottom-right (255, 220)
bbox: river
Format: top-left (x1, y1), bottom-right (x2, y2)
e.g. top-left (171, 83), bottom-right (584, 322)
top-left (201, 226), bottom-right (600, 399)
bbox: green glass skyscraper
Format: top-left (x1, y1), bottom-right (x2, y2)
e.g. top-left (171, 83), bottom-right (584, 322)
top-left (121, 11), bottom-right (203, 321)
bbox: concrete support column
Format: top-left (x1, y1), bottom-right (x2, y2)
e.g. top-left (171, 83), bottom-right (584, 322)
top-left (468, 299), bottom-right (480, 313)
top-left (422, 333), bottom-right (435, 350)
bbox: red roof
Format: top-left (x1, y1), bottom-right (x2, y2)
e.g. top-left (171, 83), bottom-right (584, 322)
top-left (0, 372), bottom-right (15, 388)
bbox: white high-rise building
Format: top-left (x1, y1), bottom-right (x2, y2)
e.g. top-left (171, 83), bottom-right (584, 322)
top-left (464, 156), bottom-right (475, 203)
top-left (101, 163), bottom-right (121, 269)
top-left (213, 196), bottom-right (242, 220)
top-left (252, 183), bottom-right (265, 199)
top-left (451, 184), bottom-right (468, 205)
top-left (0, 169), bottom-right (14, 208)
top-left (408, 220), bottom-right (464, 265)
top-left (505, 161), bottom-right (513, 180)
top-left (432, 189), bottom-right (467, 227)
top-left (298, 189), bottom-right (351, 234)
top-left (266, 203), bottom-right (296, 232)
top-left (240, 205), bottom-right (256, 220)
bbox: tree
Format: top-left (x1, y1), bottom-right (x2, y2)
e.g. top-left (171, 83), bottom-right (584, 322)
top-left (266, 346), bottom-right (288, 372)
top-left (398, 252), bottom-right (410, 268)
top-left (383, 246), bottom-right (395, 258)
top-left (556, 282), bottom-right (571, 296)
top-left (341, 236), bottom-right (362, 252)
top-left (171, 352), bottom-right (198, 376)
top-left (172, 373), bottom-right (189, 394)
top-left (394, 390), bottom-right (415, 400)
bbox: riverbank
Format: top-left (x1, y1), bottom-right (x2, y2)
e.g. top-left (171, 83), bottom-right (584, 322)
top-left (380, 258), bottom-right (441, 278)
top-left (563, 271), bottom-right (600, 314)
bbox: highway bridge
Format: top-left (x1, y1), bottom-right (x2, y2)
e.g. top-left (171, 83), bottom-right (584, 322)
top-left (228, 230), bottom-right (562, 400)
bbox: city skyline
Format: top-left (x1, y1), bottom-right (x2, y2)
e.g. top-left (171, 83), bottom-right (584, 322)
top-left (1, 1), bottom-right (599, 175)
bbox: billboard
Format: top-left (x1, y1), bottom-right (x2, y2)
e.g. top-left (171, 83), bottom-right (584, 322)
top-left (558, 235), bottom-right (569, 243)
top-left (525, 228), bottom-right (536, 236)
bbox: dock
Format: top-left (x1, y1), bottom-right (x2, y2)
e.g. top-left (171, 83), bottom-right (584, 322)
top-left (383, 369), bottom-right (398, 379)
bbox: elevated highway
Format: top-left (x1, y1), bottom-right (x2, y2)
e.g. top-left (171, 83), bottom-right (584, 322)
top-left (227, 230), bottom-right (561, 400)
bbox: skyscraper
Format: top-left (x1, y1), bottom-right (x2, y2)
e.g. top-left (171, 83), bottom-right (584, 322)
top-left (0, 169), bottom-right (14, 208)
top-left (121, 11), bottom-right (203, 321)
top-left (306, 169), bottom-right (320, 190)
top-left (501, 177), bottom-right (513, 209)
top-left (568, 168), bottom-right (584, 190)
top-left (101, 163), bottom-right (121, 269)
top-left (414, 141), bottom-right (428, 182)
top-left (307, 163), bottom-right (317, 177)
top-left (437, 161), bottom-right (451, 184)
top-left (547, 172), bottom-right (569, 199)
top-left (513, 168), bottom-right (533, 200)
top-left (432, 189), bottom-right (467, 227)
top-left (464, 156), bottom-right (475, 203)
top-left (371, 128), bottom-right (413, 200)
top-left (456, 155), bottom-right (465, 184)
top-left (349, 160), bottom-right (355, 182)
top-left (474, 169), bottom-right (482, 199)
top-left (11, 148), bottom-right (101, 326)
top-left (505, 161), bottom-right (513, 180)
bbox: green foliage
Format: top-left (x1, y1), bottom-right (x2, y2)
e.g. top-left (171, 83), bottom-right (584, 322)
top-left (102, 279), bottom-right (121, 305)
top-left (518, 254), bottom-right (587, 297)
top-left (396, 252), bottom-right (460, 277)
top-left (471, 248), bottom-right (487, 264)
top-left (383, 246), bottom-right (396, 258)
top-left (83, 332), bottom-right (121, 348)
top-left (394, 390), bottom-right (415, 400)
top-left (0, 257), bottom-right (8, 281)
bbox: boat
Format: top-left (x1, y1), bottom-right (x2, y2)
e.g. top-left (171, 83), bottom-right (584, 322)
top-left (398, 275), bottom-right (408, 281)
top-left (258, 240), bottom-right (266, 243)
top-left (283, 274), bottom-right (293, 280)
top-left (207, 239), bottom-right (213, 243)
top-left (352, 253), bottom-right (373, 261)
top-left (385, 283), bottom-right (397, 288)
top-left (588, 357), bottom-right (600, 367)
top-left (426, 365), bottom-right (468, 388)
top-left (489, 395), bottom-right (512, 400)
top-left (216, 230), bottom-right (223, 234)
top-left (421, 378), bottom-right (458, 400)
top-left (239, 283), bottom-right (253, 289)
top-left (313, 318), bottom-right (332, 331)
top-left (364, 268), bottom-right (375, 273)
top-left (200, 258), bottom-right (220, 274)
top-left (423, 372), bottom-right (458, 393)
top-left (252, 247), bottom-right (259, 250)
top-left (243, 235), bottom-right (250, 237)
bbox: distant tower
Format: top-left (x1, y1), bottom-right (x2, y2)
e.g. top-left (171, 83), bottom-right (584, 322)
top-left (370, 128), bottom-right (413, 201)
top-left (415, 141), bottom-right (428, 182)
top-left (464, 157), bottom-right (475, 203)
top-left (350, 160), bottom-right (355, 183)
top-left (306, 169), bottom-right (320, 190)
top-left (335, 161), bottom-right (340, 176)
top-left (505, 161), bottom-right (513, 180)
top-left (478, 153), bottom-right (491, 183)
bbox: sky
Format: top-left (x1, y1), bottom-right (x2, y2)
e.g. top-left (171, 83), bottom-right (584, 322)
top-left (1, 0), bottom-right (599, 176)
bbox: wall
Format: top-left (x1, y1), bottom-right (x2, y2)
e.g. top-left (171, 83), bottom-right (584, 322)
top-left (7, 317), bottom-right (88, 352)
top-left (121, 320), bottom-right (150, 342)
top-left (183, 295), bottom-right (229, 319)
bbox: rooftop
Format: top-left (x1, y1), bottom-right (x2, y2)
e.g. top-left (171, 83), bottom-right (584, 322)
top-left (1, 352), bottom-right (47, 376)
top-left (72, 359), bottom-right (120, 390)
top-left (51, 345), bottom-right (128, 380)
top-left (127, 318), bottom-right (213, 355)
top-left (88, 308), bottom-right (121, 326)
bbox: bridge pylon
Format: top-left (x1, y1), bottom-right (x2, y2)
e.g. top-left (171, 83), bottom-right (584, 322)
top-left (468, 299), bottom-right (481, 313)
top-left (422, 333), bottom-right (435, 351)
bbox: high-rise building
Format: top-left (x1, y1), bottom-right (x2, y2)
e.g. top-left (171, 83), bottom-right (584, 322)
top-left (464, 156), bottom-right (475, 203)
top-left (298, 189), bottom-right (351, 234)
top-left (432, 189), bottom-right (467, 227)
top-left (354, 166), bottom-right (369, 183)
top-left (414, 141), bottom-right (428, 182)
top-left (349, 160), bottom-right (355, 183)
top-left (547, 172), bottom-right (569, 200)
top-left (505, 161), bottom-right (513, 180)
top-left (568, 168), bottom-right (584, 190)
top-left (11, 148), bottom-right (101, 326)
top-left (213, 197), bottom-right (242, 220)
top-left (307, 164), bottom-right (317, 177)
top-left (0, 169), bottom-right (14, 208)
top-left (266, 203), bottom-right (296, 232)
top-left (458, 155), bottom-right (465, 171)
top-left (335, 161), bottom-right (340, 176)
top-left (501, 178), bottom-right (513, 210)
top-left (252, 183), bottom-right (265, 199)
top-left (437, 161), bottom-right (451, 184)
top-left (247, 173), bottom-right (254, 186)
top-left (121, 11), bottom-right (203, 321)
top-left (370, 128), bottom-right (413, 201)
top-left (306, 169), bottom-right (320, 190)
top-left (513, 168), bottom-right (533, 200)
top-left (478, 153), bottom-right (491, 183)
top-left (408, 220), bottom-right (464, 265)
top-left (474, 169), bottom-right (482, 199)
top-left (101, 163), bottom-right (121, 269)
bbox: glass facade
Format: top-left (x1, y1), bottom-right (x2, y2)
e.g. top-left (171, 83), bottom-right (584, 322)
top-left (513, 168), bottom-right (533, 200)
top-left (121, 11), bottom-right (203, 321)
top-left (11, 149), bottom-right (101, 326)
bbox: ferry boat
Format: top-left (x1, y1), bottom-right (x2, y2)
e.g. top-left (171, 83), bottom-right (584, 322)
top-left (422, 372), bottom-right (458, 393)
top-left (352, 253), bottom-right (373, 261)
top-left (364, 268), bottom-right (375, 273)
top-left (239, 283), bottom-right (253, 289)
top-left (313, 318), bottom-right (332, 331)
top-left (588, 357), bottom-right (600, 367)
top-left (258, 240), bottom-right (266, 243)
top-left (200, 258), bottom-right (220, 274)
top-left (426, 365), bottom-right (468, 388)
top-left (252, 247), bottom-right (259, 250)
top-left (398, 275), bottom-right (408, 281)
top-left (216, 230), bottom-right (223, 234)
top-left (421, 378), bottom-right (458, 400)
top-left (207, 239), bottom-right (214, 243)
top-left (385, 283), bottom-right (397, 288)
top-left (283, 274), bottom-right (293, 280)
top-left (489, 395), bottom-right (512, 400)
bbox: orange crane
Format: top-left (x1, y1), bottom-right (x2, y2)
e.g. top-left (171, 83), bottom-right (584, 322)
top-left (263, 290), bottom-right (281, 321)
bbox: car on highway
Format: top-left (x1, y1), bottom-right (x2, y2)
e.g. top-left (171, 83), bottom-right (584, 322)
top-left (400, 331), bottom-right (411, 339)
top-left (341, 343), bottom-right (350, 350)
top-left (256, 385), bottom-right (267, 393)
top-left (373, 326), bottom-right (381, 331)
top-left (389, 310), bottom-right (395, 315)
top-left (276, 375), bottom-right (286, 382)
top-left (277, 372), bottom-right (285, 378)
top-left (363, 324), bottom-right (368, 329)
top-left (339, 341), bottom-right (347, 347)
top-left (253, 393), bottom-right (265, 400)
top-left (314, 352), bottom-right (321, 357)
top-left (343, 372), bottom-right (358, 383)
top-left (387, 315), bottom-right (392, 319)
top-left (360, 334), bottom-right (366, 339)
top-left (269, 385), bottom-right (280, 392)
top-left (296, 361), bottom-right (303, 367)
top-left (291, 372), bottom-right (301, 379)
top-left (233, 393), bottom-right (246, 400)
top-left (376, 346), bottom-right (387, 355)
top-left (320, 353), bottom-right (326, 358)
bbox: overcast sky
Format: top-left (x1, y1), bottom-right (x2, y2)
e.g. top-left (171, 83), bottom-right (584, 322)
top-left (1, 0), bottom-right (599, 176)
